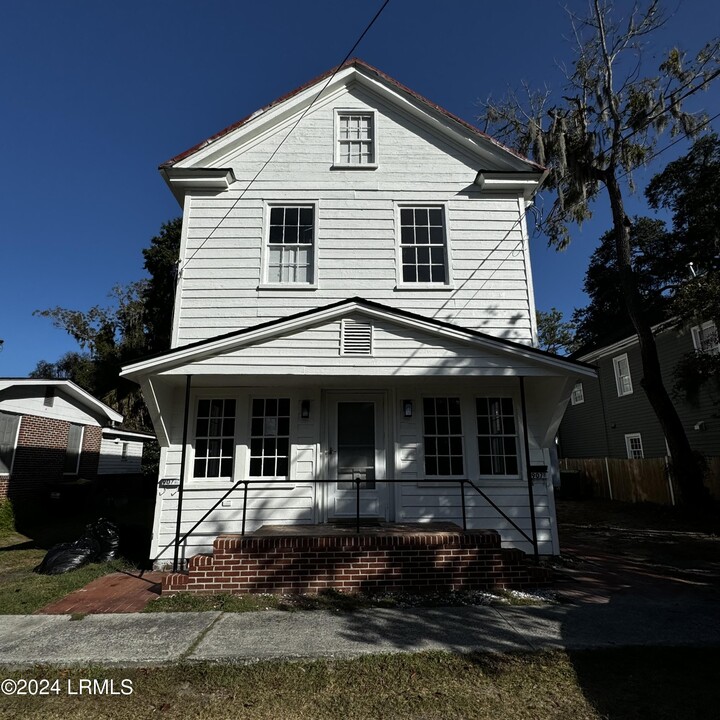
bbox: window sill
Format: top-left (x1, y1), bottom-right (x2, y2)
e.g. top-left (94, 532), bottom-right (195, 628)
top-left (395, 284), bottom-right (454, 292)
top-left (186, 479), bottom-right (296, 491)
top-left (331, 163), bottom-right (378, 170)
top-left (257, 284), bottom-right (318, 292)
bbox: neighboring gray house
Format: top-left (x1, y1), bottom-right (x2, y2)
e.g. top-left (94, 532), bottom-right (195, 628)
top-left (559, 320), bottom-right (719, 460)
top-left (121, 59), bottom-right (596, 566)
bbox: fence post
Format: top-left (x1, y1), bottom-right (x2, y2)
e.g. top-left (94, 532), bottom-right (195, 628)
top-left (664, 456), bottom-right (676, 506)
top-left (604, 457), bottom-right (613, 501)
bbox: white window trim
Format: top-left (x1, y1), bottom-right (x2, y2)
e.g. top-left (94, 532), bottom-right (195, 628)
top-left (189, 395), bottom-right (239, 483)
top-left (475, 396), bottom-right (522, 480)
top-left (246, 395), bottom-right (295, 481)
top-left (691, 320), bottom-right (719, 354)
top-left (613, 353), bottom-right (633, 397)
top-left (394, 202), bottom-right (454, 289)
top-left (571, 382), bottom-right (585, 405)
top-left (420, 395), bottom-right (467, 481)
top-left (332, 108), bottom-right (378, 169)
top-left (0, 412), bottom-right (21, 476)
top-left (63, 424), bottom-right (84, 475)
top-left (258, 201), bottom-right (319, 289)
top-left (625, 433), bottom-right (644, 459)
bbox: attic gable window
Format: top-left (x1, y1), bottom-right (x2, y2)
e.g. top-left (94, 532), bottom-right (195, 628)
top-left (265, 205), bottom-right (316, 285)
top-left (335, 110), bottom-right (377, 167)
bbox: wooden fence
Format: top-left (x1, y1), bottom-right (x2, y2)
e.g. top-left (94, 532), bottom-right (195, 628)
top-left (559, 456), bottom-right (720, 505)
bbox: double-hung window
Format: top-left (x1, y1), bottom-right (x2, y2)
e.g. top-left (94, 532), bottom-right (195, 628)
top-left (0, 412), bottom-right (20, 476)
top-left (249, 398), bottom-right (291, 478)
top-left (571, 383), bottom-right (585, 405)
top-left (63, 423), bottom-right (84, 475)
top-left (476, 398), bottom-right (519, 476)
top-left (266, 206), bottom-right (315, 284)
top-left (625, 433), bottom-right (644, 459)
top-left (399, 207), bottom-right (448, 284)
top-left (193, 399), bottom-right (236, 479)
top-left (691, 321), bottom-right (719, 354)
top-left (335, 111), bottom-right (375, 166)
top-left (422, 397), bottom-right (464, 477)
top-left (613, 354), bottom-right (633, 396)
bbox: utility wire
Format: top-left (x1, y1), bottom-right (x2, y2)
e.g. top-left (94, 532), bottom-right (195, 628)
top-left (181, 0), bottom-right (391, 273)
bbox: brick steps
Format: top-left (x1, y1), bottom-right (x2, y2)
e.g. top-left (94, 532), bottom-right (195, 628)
top-left (162, 528), bottom-right (548, 595)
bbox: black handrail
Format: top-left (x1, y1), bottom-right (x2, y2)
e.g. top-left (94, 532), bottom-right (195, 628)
top-left (166, 476), bottom-right (539, 566)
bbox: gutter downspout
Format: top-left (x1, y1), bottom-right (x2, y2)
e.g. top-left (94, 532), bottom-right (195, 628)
top-left (519, 377), bottom-right (539, 560)
top-left (173, 375), bottom-right (192, 572)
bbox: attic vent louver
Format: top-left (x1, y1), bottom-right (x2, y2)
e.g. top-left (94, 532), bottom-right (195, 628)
top-left (341, 319), bottom-right (373, 356)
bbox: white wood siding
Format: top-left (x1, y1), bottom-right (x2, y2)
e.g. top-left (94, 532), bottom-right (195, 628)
top-left (149, 379), bottom-right (560, 565)
top-left (163, 315), bottom-right (560, 378)
top-left (173, 88), bottom-right (534, 347)
top-left (0, 388), bottom-right (103, 426)
top-left (98, 438), bottom-right (143, 474)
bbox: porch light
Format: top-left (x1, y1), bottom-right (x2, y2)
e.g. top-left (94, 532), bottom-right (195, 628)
top-left (403, 400), bottom-right (413, 418)
top-left (300, 400), bottom-right (311, 419)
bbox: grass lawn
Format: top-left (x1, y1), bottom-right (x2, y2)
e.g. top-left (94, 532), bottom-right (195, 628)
top-left (1, 647), bottom-right (718, 720)
top-left (0, 531), bottom-right (129, 615)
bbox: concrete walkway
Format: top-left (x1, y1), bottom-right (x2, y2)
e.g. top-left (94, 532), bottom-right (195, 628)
top-left (1, 594), bottom-right (719, 668)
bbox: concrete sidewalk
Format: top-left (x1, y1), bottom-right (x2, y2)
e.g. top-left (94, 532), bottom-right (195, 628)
top-left (1, 595), bottom-right (719, 668)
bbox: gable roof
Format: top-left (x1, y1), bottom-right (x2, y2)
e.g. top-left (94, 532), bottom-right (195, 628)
top-left (160, 58), bottom-right (545, 175)
top-left (0, 379), bottom-right (123, 424)
top-left (120, 297), bottom-right (596, 380)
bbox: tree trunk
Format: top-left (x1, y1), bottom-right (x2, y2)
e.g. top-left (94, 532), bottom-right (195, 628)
top-left (605, 172), bottom-right (708, 505)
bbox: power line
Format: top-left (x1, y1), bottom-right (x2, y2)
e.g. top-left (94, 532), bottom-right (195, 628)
top-left (180, 0), bottom-right (391, 273)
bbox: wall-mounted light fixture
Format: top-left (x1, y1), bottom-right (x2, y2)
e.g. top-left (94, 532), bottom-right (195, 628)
top-left (300, 400), bottom-right (311, 419)
top-left (403, 400), bottom-right (413, 418)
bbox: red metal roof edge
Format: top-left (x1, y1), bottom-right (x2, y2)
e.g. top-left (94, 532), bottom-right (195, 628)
top-left (159, 58), bottom-right (545, 172)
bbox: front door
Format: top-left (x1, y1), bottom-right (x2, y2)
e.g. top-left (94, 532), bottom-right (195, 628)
top-left (326, 393), bottom-right (388, 520)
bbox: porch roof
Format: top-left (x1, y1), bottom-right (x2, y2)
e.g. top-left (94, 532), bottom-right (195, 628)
top-left (121, 298), bottom-right (597, 381)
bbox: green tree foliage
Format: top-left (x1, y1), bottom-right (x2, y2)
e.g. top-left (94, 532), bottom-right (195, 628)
top-left (572, 217), bottom-right (672, 348)
top-left (645, 134), bottom-right (720, 401)
top-left (536, 308), bottom-right (577, 355)
top-left (32, 219), bottom-right (181, 429)
top-left (142, 218), bottom-right (182, 354)
top-left (479, 1), bottom-right (719, 503)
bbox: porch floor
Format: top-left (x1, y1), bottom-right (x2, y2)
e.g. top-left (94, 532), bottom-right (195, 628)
top-left (252, 522), bottom-right (466, 537)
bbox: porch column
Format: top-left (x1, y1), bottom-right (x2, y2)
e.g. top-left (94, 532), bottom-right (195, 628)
top-left (173, 374), bottom-right (192, 572)
top-left (519, 377), bottom-right (539, 560)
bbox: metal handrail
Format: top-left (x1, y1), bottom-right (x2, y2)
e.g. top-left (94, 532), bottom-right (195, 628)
top-left (166, 476), bottom-right (539, 564)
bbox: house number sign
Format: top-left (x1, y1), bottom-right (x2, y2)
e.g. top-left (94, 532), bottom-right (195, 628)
top-left (159, 478), bottom-right (180, 488)
top-left (529, 465), bottom-right (548, 481)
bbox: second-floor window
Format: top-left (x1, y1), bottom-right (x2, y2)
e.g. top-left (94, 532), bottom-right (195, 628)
top-left (613, 354), bottom-right (633, 397)
top-left (691, 321), bottom-right (719, 355)
top-left (571, 383), bottom-right (585, 405)
top-left (399, 207), bottom-right (448, 284)
top-left (266, 206), bottom-right (315, 284)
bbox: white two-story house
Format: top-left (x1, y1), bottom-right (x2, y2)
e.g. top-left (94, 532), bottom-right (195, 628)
top-left (121, 59), bottom-right (595, 568)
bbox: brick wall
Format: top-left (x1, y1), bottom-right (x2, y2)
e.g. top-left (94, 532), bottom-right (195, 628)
top-left (4, 414), bottom-right (102, 500)
top-left (163, 530), bottom-right (548, 595)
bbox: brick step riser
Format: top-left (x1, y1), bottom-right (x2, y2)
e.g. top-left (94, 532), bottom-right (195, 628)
top-left (161, 531), bottom-right (548, 595)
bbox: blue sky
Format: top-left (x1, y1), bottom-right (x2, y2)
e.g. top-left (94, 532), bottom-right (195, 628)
top-left (1, 0), bottom-right (718, 375)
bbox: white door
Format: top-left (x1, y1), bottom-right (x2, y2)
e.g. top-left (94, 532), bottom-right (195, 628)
top-left (326, 393), bottom-right (388, 520)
